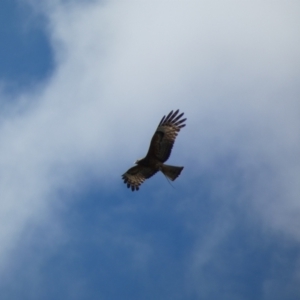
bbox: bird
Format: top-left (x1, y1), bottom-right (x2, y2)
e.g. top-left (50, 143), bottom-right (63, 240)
top-left (122, 109), bottom-right (186, 191)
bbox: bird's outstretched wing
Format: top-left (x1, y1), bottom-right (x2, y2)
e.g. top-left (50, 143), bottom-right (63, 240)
top-left (122, 165), bottom-right (158, 191)
top-left (145, 109), bottom-right (186, 162)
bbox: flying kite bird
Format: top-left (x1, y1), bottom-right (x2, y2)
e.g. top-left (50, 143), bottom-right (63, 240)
top-left (122, 109), bottom-right (186, 191)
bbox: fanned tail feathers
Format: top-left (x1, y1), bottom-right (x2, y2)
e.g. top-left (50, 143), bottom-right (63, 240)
top-left (161, 164), bottom-right (183, 181)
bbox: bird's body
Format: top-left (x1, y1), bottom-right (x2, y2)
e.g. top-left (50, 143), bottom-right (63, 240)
top-left (122, 109), bottom-right (186, 191)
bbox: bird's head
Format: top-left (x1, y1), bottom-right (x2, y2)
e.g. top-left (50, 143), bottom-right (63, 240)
top-left (135, 158), bottom-right (142, 164)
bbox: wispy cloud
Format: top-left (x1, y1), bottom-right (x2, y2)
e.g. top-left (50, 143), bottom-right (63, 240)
top-left (0, 1), bottom-right (299, 299)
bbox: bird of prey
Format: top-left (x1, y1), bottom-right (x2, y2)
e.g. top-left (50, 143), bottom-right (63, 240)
top-left (122, 109), bottom-right (186, 191)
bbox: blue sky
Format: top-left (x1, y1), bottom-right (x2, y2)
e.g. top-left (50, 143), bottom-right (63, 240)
top-left (0, 0), bottom-right (53, 92)
top-left (0, 1), bottom-right (300, 299)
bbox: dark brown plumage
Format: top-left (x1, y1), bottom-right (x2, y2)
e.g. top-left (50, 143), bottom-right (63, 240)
top-left (122, 109), bottom-right (186, 191)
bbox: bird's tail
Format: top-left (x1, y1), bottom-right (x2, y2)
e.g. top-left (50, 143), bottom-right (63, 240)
top-left (161, 164), bottom-right (184, 181)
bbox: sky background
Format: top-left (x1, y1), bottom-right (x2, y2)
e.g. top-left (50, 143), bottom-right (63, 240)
top-left (0, 0), bottom-right (300, 299)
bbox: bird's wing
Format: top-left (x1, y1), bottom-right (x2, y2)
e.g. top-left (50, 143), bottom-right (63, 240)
top-left (122, 165), bottom-right (158, 191)
top-left (145, 109), bottom-right (186, 162)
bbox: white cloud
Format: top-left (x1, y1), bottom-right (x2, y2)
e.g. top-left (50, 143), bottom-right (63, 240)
top-left (0, 2), bottom-right (300, 295)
